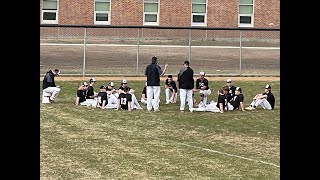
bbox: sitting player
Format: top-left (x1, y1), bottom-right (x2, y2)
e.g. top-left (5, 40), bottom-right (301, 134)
top-left (116, 86), bottom-right (132, 111)
top-left (245, 84), bottom-right (275, 110)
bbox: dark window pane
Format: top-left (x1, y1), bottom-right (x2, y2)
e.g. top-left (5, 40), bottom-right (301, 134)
top-left (96, 13), bottom-right (108, 21)
top-left (193, 15), bottom-right (205, 23)
top-left (145, 14), bottom-right (157, 22)
top-left (43, 12), bottom-right (56, 20)
top-left (240, 16), bottom-right (251, 24)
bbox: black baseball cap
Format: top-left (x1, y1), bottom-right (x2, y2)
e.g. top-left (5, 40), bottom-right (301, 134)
top-left (265, 84), bottom-right (271, 89)
top-left (184, 61), bottom-right (190, 65)
top-left (54, 69), bottom-right (60, 75)
top-left (100, 85), bottom-right (106, 89)
top-left (89, 78), bottom-right (96, 82)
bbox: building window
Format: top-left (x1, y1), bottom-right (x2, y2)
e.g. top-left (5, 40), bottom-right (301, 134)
top-left (238, 0), bottom-right (254, 27)
top-left (191, 0), bottom-right (207, 26)
top-left (95, 0), bottom-right (111, 25)
top-left (41, 0), bottom-right (58, 24)
top-left (144, 0), bottom-right (159, 26)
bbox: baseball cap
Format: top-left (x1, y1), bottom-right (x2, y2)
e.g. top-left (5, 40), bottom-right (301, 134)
top-left (183, 61), bottom-right (190, 66)
top-left (54, 69), bottom-right (60, 75)
top-left (236, 87), bottom-right (242, 91)
top-left (83, 82), bottom-right (88, 86)
top-left (100, 85), bottom-right (106, 89)
top-left (108, 81), bottom-right (114, 87)
top-left (89, 78), bottom-right (96, 82)
top-left (199, 71), bottom-right (205, 76)
top-left (226, 79), bottom-right (232, 83)
top-left (265, 84), bottom-right (271, 89)
top-left (122, 79), bottom-right (127, 84)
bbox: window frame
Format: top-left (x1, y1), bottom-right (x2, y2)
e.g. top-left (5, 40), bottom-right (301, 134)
top-left (143, 0), bottom-right (160, 26)
top-left (41, 0), bottom-right (59, 24)
top-left (191, 0), bottom-right (207, 27)
top-left (238, 0), bottom-right (254, 27)
top-left (94, 0), bottom-right (111, 25)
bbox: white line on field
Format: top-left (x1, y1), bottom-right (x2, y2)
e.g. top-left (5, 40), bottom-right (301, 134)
top-left (177, 142), bottom-right (280, 168)
top-left (40, 43), bottom-right (279, 50)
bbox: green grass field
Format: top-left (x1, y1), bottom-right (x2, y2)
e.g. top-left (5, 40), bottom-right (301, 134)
top-left (40, 80), bottom-right (280, 179)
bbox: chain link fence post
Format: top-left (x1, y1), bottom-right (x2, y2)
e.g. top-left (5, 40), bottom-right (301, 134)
top-left (82, 28), bottom-right (87, 77)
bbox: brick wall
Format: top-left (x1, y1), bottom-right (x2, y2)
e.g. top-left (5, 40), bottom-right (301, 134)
top-left (40, 0), bottom-right (280, 28)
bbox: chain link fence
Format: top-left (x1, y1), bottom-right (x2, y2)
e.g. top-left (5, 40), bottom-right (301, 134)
top-left (40, 25), bottom-right (280, 77)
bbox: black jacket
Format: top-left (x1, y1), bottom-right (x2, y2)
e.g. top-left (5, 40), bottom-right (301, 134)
top-left (177, 67), bottom-right (194, 89)
top-left (42, 70), bottom-right (56, 90)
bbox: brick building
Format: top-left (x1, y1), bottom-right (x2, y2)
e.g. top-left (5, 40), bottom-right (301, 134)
top-left (40, 0), bottom-right (280, 28)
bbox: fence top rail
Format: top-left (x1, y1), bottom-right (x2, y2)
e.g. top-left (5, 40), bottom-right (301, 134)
top-left (40, 24), bottom-right (280, 31)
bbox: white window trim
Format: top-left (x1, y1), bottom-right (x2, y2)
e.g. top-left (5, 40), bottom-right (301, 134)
top-left (41, 0), bottom-right (59, 24)
top-left (191, 0), bottom-right (207, 27)
top-left (238, 1), bottom-right (254, 27)
top-left (94, 0), bottom-right (111, 25)
top-left (143, 0), bottom-right (160, 26)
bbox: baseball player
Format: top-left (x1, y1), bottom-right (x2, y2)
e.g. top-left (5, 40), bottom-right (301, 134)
top-left (75, 82), bottom-right (86, 106)
top-left (177, 60), bottom-right (194, 112)
top-left (81, 78), bottom-right (98, 107)
top-left (226, 79), bottom-right (237, 99)
top-left (245, 84), bottom-right (275, 110)
top-left (227, 87), bottom-right (245, 111)
top-left (164, 75), bottom-right (178, 104)
top-left (193, 89), bottom-right (226, 113)
top-left (106, 81), bottom-right (119, 98)
top-left (96, 85), bottom-right (108, 108)
top-left (118, 79), bottom-right (143, 110)
top-left (116, 86), bottom-right (132, 111)
top-left (141, 82), bottom-right (156, 106)
top-left (42, 68), bottom-right (61, 103)
top-left (192, 71), bottom-right (211, 107)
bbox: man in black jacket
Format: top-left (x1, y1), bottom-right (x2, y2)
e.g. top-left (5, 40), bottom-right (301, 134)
top-left (177, 61), bottom-right (194, 112)
top-left (145, 56), bottom-right (168, 112)
top-left (42, 68), bottom-right (61, 102)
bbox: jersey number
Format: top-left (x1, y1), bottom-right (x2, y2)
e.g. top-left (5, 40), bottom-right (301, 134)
top-left (121, 98), bottom-right (127, 105)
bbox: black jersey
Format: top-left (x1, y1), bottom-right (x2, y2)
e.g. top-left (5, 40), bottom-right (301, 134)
top-left (264, 92), bottom-right (275, 110)
top-left (165, 79), bottom-right (177, 92)
top-left (86, 86), bottom-right (95, 99)
top-left (228, 86), bottom-right (237, 97)
top-left (229, 94), bottom-right (244, 109)
top-left (118, 86), bottom-right (131, 91)
top-left (142, 86), bottom-right (147, 95)
top-left (196, 78), bottom-right (209, 90)
top-left (76, 89), bottom-right (86, 103)
top-left (106, 87), bottom-right (114, 91)
top-left (216, 94), bottom-right (226, 110)
top-left (97, 92), bottom-right (108, 106)
top-left (118, 93), bottom-right (132, 110)
top-left (225, 93), bottom-right (233, 103)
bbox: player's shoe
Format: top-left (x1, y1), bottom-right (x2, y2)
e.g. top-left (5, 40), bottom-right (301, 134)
top-left (198, 101), bottom-right (204, 108)
top-left (165, 100), bottom-right (170, 104)
top-left (245, 106), bottom-right (255, 110)
top-left (154, 109), bottom-right (160, 112)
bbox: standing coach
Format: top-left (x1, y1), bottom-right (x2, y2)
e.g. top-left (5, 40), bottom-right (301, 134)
top-left (177, 61), bottom-right (194, 112)
top-left (145, 56), bottom-right (168, 112)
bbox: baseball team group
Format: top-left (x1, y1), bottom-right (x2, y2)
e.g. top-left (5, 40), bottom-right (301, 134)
top-left (42, 56), bottom-right (275, 113)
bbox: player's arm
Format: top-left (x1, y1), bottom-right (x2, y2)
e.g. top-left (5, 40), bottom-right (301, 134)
top-left (160, 63), bottom-right (168, 76)
top-left (256, 94), bottom-right (267, 99)
top-left (219, 103), bottom-right (224, 113)
top-left (128, 101), bottom-right (132, 111)
top-left (116, 98), bottom-right (120, 110)
top-left (75, 97), bottom-right (80, 106)
top-left (201, 80), bottom-right (208, 90)
top-left (102, 100), bottom-right (107, 108)
top-left (142, 93), bottom-right (147, 100)
top-left (239, 102), bottom-right (245, 111)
